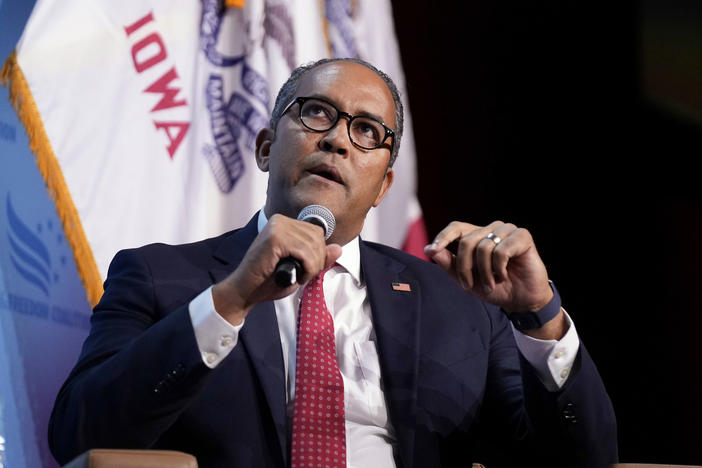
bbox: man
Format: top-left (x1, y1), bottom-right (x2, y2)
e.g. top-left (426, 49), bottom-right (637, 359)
top-left (49, 58), bottom-right (617, 467)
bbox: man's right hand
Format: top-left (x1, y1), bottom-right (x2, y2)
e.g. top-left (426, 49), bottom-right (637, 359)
top-left (211, 214), bottom-right (342, 326)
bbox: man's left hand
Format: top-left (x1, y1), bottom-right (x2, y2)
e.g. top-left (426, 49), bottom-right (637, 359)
top-left (424, 221), bottom-right (566, 339)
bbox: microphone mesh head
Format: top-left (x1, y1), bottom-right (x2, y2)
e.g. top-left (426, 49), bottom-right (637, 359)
top-left (298, 205), bottom-right (336, 240)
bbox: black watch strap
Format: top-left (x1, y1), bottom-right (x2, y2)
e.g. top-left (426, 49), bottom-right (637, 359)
top-left (504, 281), bottom-right (561, 331)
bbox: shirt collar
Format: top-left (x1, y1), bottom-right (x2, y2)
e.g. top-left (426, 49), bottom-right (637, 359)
top-left (256, 209), bottom-right (362, 286)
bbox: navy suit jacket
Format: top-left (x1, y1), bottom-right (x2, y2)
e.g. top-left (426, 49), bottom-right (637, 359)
top-left (49, 214), bottom-right (617, 467)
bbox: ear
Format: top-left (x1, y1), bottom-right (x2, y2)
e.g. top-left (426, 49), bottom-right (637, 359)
top-left (255, 128), bottom-right (275, 172)
top-left (372, 167), bottom-right (394, 207)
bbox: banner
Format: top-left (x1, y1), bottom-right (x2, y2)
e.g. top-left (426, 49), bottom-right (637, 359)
top-left (2, 3), bottom-right (92, 466)
top-left (0, 123), bottom-right (91, 467)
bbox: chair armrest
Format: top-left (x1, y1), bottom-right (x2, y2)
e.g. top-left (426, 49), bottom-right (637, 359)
top-left (62, 449), bottom-right (198, 468)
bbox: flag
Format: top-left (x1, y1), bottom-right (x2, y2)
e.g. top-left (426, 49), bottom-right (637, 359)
top-left (329, 0), bottom-right (428, 256)
top-left (2, 0), bottom-right (427, 308)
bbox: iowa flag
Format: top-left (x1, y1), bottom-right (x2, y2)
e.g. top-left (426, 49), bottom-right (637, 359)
top-left (2, 0), bottom-right (427, 307)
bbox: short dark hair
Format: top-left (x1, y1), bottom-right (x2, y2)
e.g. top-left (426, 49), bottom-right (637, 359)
top-left (269, 58), bottom-right (404, 166)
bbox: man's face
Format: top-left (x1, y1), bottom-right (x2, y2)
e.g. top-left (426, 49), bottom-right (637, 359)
top-left (256, 62), bottom-right (395, 245)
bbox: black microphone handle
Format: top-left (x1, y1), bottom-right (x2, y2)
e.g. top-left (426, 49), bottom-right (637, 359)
top-left (273, 216), bottom-right (326, 287)
top-left (274, 257), bottom-right (303, 288)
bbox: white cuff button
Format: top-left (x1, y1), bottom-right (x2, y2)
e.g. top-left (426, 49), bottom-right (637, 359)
top-left (221, 336), bottom-right (233, 347)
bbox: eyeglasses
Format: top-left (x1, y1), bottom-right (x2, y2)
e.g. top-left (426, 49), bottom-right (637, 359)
top-left (281, 96), bottom-right (395, 151)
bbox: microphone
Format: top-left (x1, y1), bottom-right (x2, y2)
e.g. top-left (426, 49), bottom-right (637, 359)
top-left (274, 205), bottom-right (336, 287)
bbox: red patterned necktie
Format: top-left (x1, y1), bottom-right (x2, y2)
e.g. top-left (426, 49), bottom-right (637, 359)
top-left (291, 267), bottom-right (346, 467)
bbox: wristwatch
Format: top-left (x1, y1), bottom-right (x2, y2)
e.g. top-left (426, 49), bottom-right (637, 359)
top-left (504, 281), bottom-right (562, 331)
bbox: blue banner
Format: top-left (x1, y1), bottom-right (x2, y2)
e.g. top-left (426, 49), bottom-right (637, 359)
top-left (1, 1), bottom-right (92, 466)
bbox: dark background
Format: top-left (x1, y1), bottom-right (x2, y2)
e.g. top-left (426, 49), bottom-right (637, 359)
top-left (390, 0), bottom-right (702, 464)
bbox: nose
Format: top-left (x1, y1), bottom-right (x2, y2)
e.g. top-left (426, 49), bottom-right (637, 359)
top-left (318, 119), bottom-right (349, 156)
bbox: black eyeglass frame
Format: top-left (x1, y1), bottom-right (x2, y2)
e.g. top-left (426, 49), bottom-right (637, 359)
top-left (281, 96), bottom-right (395, 151)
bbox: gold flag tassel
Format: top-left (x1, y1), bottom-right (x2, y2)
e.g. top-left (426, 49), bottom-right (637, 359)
top-left (1, 50), bottom-right (103, 308)
top-left (224, 0), bottom-right (245, 7)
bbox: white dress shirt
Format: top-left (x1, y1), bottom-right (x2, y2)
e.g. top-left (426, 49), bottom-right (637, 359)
top-left (188, 211), bottom-right (580, 467)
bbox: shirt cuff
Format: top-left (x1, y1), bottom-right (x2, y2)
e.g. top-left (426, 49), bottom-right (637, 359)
top-left (511, 309), bottom-right (580, 391)
top-left (189, 286), bottom-right (244, 368)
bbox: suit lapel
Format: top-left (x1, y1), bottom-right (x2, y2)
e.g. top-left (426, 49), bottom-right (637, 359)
top-left (208, 213), bottom-right (259, 283)
top-left (238, 302), bottom-right (288, 461)
top-left (360, 242), bottom-right (421, 468)
top-left (208, 214), bottom-right (289, 463)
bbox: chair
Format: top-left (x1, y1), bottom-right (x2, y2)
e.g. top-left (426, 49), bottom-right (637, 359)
top-left (62, 449), bottom-right (198, 468)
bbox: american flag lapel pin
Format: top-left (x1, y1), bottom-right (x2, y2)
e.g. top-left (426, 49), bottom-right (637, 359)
top-left (392, 282), bottom-right (411, 292)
